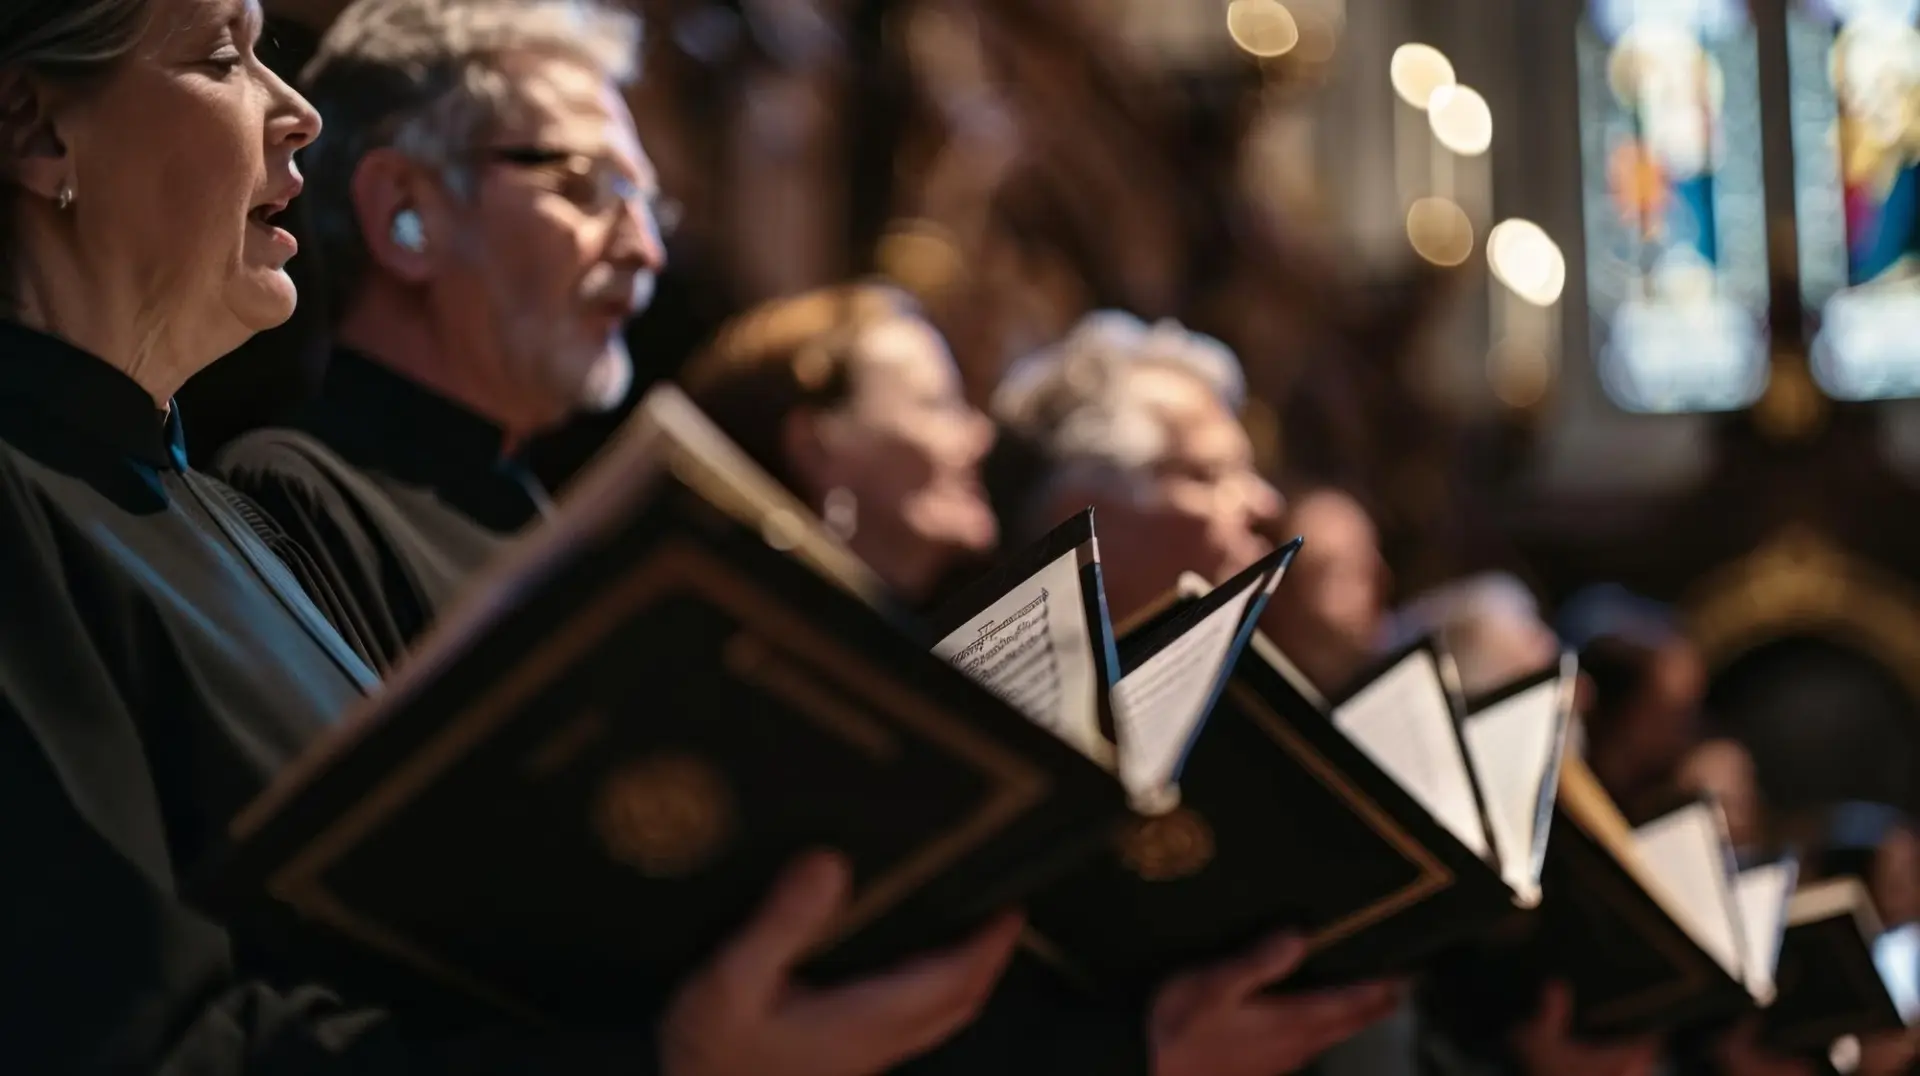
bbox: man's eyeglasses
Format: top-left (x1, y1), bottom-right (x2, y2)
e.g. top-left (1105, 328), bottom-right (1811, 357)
top-left (474, 146), bottom-right (682, 237)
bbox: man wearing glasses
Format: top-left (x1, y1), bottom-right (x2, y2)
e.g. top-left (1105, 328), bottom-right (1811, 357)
top-left (217, 2), bottom-right (1035, 1073)
top-left (220, 0), bottom-right (677, 667)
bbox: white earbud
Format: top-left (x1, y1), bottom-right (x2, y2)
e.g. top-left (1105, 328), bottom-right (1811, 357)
top-left (391, 209), bottom-right (426, 252)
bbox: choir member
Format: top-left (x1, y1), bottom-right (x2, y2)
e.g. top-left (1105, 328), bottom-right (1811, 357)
top-left (126, 0), bottom-right (1024, 1073)
top-left (990, 310), bottom-right (1286, 626)
top-left (1677, 739), bottom-right (1767, 866)
top-left (986, 310), bottom-right (1409, 1076)
top-left (215, 0), bottom-right (677, 673)
top-left (681, 283), bottom-right (1000, 609)
top-left (1557, 585), bottom-right (1709, 820)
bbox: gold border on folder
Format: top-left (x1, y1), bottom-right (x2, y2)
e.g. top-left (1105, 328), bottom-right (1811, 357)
top-left (1023, 677), bottom-right (1458, 984)
top-left (263, 541), bottom-right (1050, 1022)
top-left (1227, 683), bottom-right (1456, 953)
top-left (1559, 817), bottom-right (1714, 1028)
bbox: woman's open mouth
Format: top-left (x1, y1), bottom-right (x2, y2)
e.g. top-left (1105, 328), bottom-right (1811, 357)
top-left (247, 203), bottom-right (296, 255)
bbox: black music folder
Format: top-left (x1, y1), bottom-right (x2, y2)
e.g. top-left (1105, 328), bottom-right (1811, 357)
top-left (1536, 785), bottom-right (1784, 1034)
top-left (943, 564), bottom-right (1578, 993)
top-left (1765, 876), bottom-right (1919, 1051)
top-left (196, 386), bottom-right (1134, 1026)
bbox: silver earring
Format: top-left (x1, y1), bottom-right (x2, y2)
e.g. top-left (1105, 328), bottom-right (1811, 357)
top-left (391, 209), bottom-right (425, 252)
top-left (822, 487), bottom-right (859, 542)
top-left (54, 185), bottom-right (72, 211)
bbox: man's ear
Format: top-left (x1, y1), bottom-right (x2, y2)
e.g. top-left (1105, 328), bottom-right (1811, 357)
top-left (350, 147), bottom-right (450, 285)
top-left (1, 74), bottom-right (73, 204)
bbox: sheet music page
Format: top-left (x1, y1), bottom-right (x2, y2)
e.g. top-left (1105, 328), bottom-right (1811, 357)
top-left (1462, 681), bottom-right (1562, 902)
top-left (1112, 582), bottom-right (1260, 803)
top-left (1333, 650), bottom-right (1489, 859)
top-left (1633, 803), bottom-right (1747, 984)
top-left (933, 546), bottom-right (1108, 764)
top-left (1735, 862), bottom-right (1793, 1002)
top-left (1874, 923), bottom-right (1920, 1025)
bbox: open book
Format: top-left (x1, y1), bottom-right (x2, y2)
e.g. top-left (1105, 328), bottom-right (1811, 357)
top-left (1629, 800), bottom-right (1792, 1008)
top-left (1273, 639), bottom-right (1575, 984)
top-left (194, 386), bottom-right (1133, 1026)
top-left (959, 554), bottom-right (1578, 990)
top-left (1765, 876), bottom-right (1920, 1051)
top-left (927, 511), bottom-right (1296, 816)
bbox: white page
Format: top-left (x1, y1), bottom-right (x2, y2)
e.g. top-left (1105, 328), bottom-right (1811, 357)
top-left (1633, 803), bottom-right (1747, 985)
top-left (1462, 679), bottom-right (1564, 904)
top-left (1333, 650), bottom-right (1489, 859)
top-left (1734, 862), bottom-right (1794, 1003)
top-left (1873, 922), bottom-right (1920, 1025)
top-left (933, 546), bottom-right (1108, 764)
top-left (1112, 582), bottom-right (1260, 806)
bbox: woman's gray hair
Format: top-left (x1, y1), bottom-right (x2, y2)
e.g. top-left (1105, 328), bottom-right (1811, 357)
top-left (301, 0), bottom-right (643, 312)
top-left (992, 310), bottom-right (1247, 473)
top-left (988, 310), bottom-right (1249, 542)
top-left (0, 0), bottom-right (151, 314)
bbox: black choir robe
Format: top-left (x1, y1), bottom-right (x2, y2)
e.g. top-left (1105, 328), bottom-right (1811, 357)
top-left (218, 348), bottom-right (1151, 1074)
top-left (0, 323), bottom-right (648, 1073)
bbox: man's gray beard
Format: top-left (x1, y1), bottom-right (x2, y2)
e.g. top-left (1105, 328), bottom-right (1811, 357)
top-left (579, 339), bottom-right (635, 413)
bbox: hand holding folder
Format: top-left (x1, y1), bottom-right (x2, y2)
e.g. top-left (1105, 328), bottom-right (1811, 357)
top-left (1148, 932), bottom-right (1404, 1076)
top-left (662, 852), bottom-right (1025, 1076)
top-left (1509, 983), bottom-right (1662, 1076)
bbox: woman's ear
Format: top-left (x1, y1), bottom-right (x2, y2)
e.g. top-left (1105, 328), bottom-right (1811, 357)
top-left (1, 74), bottom-right (73, 204)
top-left (350, 148), bottom-right (444, 285)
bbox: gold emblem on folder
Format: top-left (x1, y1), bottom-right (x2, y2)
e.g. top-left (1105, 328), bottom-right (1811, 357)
top-left (595, 754), bottom-right (735, 877)
top-left (1118, 808), bottom-right (1216, 881)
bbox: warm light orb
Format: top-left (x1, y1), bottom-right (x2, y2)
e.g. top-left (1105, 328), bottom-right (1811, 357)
top-left (1227, 0), bottom-right (1300, 58)
top-left (1427, 83), bottom-right (1493, 156)
top-left (1488, 338), bottom-right (1553, 408)
top-left (1390, 43), bottom-right (1456, 109)
top-left (1406, 197), bottom-right (1474, 266)
top-left (1488, 218), bottom-right (1567, 306)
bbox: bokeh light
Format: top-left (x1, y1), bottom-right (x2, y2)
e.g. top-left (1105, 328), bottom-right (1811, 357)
top-left (1227, 0), bottom-right (1301, 58)
top-left (1428, 84), bottom-right (1494, 156)
top-left (1406, 197), bottom-right (1475, 266)
top-left (1488, 218), bottom-right (1567, 306)
top-left (1390, 44), bottom-right (1456, 109)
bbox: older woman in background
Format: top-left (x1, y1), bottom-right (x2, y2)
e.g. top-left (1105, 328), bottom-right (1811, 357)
top-left (990, 311), bottom-right (1285, 625)
top-left (0, 3), bottom-right (1017, 1073)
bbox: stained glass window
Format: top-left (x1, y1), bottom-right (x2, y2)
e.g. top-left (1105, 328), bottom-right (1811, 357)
top-left (1579, 0), bottom-right (1771, 412)
top-left (1790, 0), bottom-right (1920, 400)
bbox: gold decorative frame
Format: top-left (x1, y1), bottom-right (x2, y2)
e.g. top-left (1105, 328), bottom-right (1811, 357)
top-left (1685, 526), bottom-right (1920, 701)
top-left (262, 540), bottom-right (1051, 1022)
